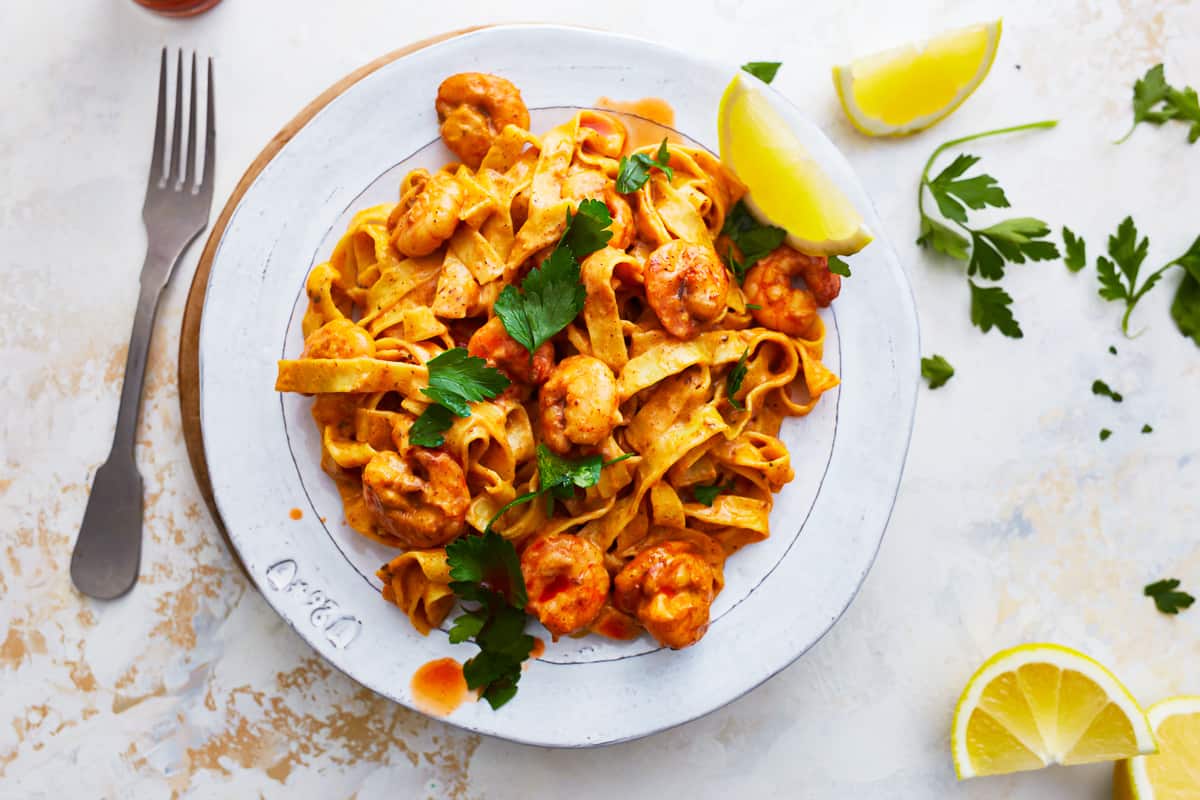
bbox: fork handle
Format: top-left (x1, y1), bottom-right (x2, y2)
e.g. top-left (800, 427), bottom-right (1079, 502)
top-left (110, 253), bottom-right (168, 458)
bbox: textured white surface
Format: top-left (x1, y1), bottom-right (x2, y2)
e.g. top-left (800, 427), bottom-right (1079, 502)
top-left (1, 0), bottom-right (1198, 797)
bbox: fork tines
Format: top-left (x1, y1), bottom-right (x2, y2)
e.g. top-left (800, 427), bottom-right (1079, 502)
top-left (149, 48), bottom-right (215, 196)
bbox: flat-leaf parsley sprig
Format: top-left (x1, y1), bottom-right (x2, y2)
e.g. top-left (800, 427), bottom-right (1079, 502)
top-left (1091, 217), bottom-right (1200, 338)
top-left (484, 445), bottom-right (633, 534)
top-left (616, 138), bottom-right (673, 194)
top-left (409, 348), bottom-right (510, 447)
top-left (916, 121), bottom-right (1061, 338)
top-left (445, 531), bottom-right (534, 709)
top-left (721, 201), bottom-right (787, 283)
top-left (495, 198), bottom-right (612, 357)
top-left (1116, 64), bottom-right (1200, 145)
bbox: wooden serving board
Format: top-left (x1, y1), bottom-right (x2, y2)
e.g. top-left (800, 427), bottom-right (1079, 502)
top-left (177, 27), bottom-right (484, 564)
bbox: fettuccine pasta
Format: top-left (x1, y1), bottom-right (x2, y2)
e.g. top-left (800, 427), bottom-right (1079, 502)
top-left (275, 72), bottom-right (841, 651)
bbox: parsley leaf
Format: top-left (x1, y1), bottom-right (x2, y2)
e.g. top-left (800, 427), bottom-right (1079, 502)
top-left (1109, 345), bottom-right (1118, 355)
top-left (915, 121), bottom-right (1058, 335)
top-left (448, 608), bottom-right (486, 644)
top-left (968, 218), bottom-right (1060, 280)
top-left (560, 199), bottom-right (613, 259)
top-left (917, 216), bottom-right (971, 261)
top-left (483, 446), bottom-right (633, 533)
top-left (1117, 64), bottom-right (1200, 144)
top-left (538, 444), bottom-right (607, 503)
top-left (446, 529), bottom-right (526, 608)
top-left (494, 248), bottom-right (587, 356)
top-left (1171, 238), bottom-right (1200, 346)
top-left (927, 153), bottom-right (1011, 223)
top-left (615, 139), bottom-right (674, 194)
top-left (412, 348), bottom-right (509, 442)
top-left (727, 348), bottom-right (750, 410)
top-left (444, 531), bottom-right (535, 709)
top-left (420, 347), bottom-right (510, 417)
top-left (409, 403), bottom-right (456, 448)
top-left (495, 201), bottom-right (613, 356)
top-left (1062, 226), bottom-right (1087, 272)
top-left (741, 61), bottom-right (782, 84)
top-left (1142, 423), bottom-right (1154, 433)
top-left (1091, 379), bottom-right (1123, 403)
top-left (968, 280), bottom-right (1023, 338)
top-left (921, 355), bottom-right (955, 389)
top-left (828, 255), bottom-right (851, 277)
top-left (722, 201), bottom-right (787, 281)
top-left (1144, 578), bottom-right (1195, 615)
top-left (1172, 265), bottom-right (1200, 346)
top-left (1099, 428), bottom-right (1112, 441)
top-left (1091, 217), bottom-right (1200, 336)
top-left (692, 480), bottom-right (734, 506)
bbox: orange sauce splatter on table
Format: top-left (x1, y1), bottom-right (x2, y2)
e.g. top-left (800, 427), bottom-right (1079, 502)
top-left (594, 97), bottom-right (678, 152)
top-left (288, 508), bottom-right (303, 520)
top-left (411, 658), bottom-right (467, 716)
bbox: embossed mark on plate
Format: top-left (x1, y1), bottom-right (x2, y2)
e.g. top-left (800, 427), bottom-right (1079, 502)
top-left (264, 559), bottom-right (362, 649)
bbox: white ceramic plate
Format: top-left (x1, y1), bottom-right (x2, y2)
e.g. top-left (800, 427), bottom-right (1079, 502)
top-left (199, 24), bottom-right (919, 747)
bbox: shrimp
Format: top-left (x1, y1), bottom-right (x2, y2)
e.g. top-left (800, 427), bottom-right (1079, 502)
top-left (435, 73), bottom-right (530, 168)
top-left (644, 241), bottom-right (729, 338)
top-left (302, 319), bottom-right (375, 359)
top-left (743, 246), bottom-right (840, 337)
top-left (520, 534), bottom-right (609, 639)
top-left (563, 170), bottom-right (634, 250)
top-left (539, 355), bottom-right (621, 454)
top-left (467, 316), bottom-right (554, 385)
top-left (613, 540), bottom-right (717, 649)
top-left (361, 449), bottom-right (469, 548)
top-left (389, 171), bottom-right (464, 258)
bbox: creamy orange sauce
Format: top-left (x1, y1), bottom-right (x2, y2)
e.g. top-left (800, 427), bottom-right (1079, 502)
top-left (590, 606), bottom-right (642, 641)
top-left (595, 97), bottom-right (678, 152)
top-left (288, 508), bottom-right (303, 520)
top-left (530, 637), bottom-right (545, 659)
top-left (411, 657), bottom-right (467, 716)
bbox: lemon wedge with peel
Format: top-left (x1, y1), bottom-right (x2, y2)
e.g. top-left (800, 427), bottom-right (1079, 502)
top-left (834, 20), bottom-right (1003, 137)
top-left (718, 72), bottom-right (872, 257)
top-left (952, 643), bottom-right (1156, 779)
top-left (1114, 696), bottom-right (1200, 799)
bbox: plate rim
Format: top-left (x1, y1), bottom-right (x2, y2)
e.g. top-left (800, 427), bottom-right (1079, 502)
top-left (194, 23), bottom-right (921, 747)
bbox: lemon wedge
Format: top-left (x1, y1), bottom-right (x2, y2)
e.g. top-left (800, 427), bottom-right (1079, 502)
top-left (1114, 696), bottom-right (1200, 799)
top-left (833, 20), bottom-right (1003, 137)
top-left (718, 73), bottom-right (872, 257)
top-left (952, 643), bottom-right (1156, 779)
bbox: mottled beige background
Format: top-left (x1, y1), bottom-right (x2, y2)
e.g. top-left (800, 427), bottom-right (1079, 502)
top-left (2, 0), bottom-right (1198, 798)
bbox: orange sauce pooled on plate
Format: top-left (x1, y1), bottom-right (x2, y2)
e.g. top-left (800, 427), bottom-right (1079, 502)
top-left (530, 636), bottom-right (546, 659)
top-left (288, 508), bottom-right (303, 520)
top-left (411, 658), bottom-right (467, 716)
top-left (595, 97), bottom-right (678, 152)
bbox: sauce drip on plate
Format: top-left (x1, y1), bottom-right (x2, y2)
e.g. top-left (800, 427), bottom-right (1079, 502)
top-left (530, 636), bottom-right (546, 659)
top-left (288, 508), bottom-right (303, 520)
top-left (411, 658), bottom-right (467, 716)
top-left (594, 97), bottom-right (678, 152)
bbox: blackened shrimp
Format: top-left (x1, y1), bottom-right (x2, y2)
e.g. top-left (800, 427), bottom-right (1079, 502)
top-left (538, 355), bottom-right (621, 454)
top-left (520, 534), bottom-right (609, 639)
top-left (435, 72), bottom-right (530, 168)
top-left (361, 449), bottom-right (469, 548)
top-left (644, 241), bottom-right (729, 338)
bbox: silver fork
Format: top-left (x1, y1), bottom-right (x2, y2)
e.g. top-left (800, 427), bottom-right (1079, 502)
top-left (70, 49), bottom-right (216, 600)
